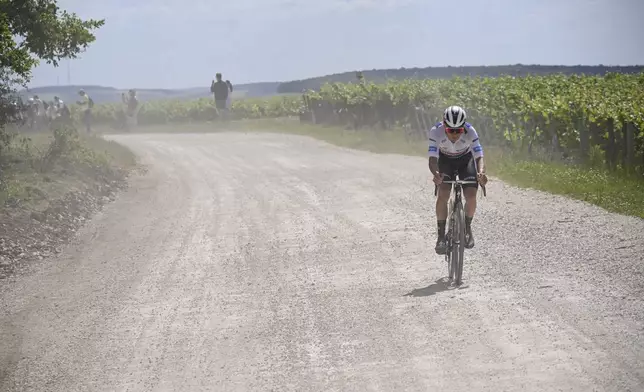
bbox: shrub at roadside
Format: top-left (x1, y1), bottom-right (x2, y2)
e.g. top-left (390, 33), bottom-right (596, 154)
top-left (0, 126), bottom-right (137, 278)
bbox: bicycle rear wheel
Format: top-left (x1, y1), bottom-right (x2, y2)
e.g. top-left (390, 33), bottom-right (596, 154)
top-left (452, 200), bottom-right (466, 285)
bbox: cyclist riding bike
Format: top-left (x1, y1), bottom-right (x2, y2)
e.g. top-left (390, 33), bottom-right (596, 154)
top-left (428, 106), bottom-right (488, 255)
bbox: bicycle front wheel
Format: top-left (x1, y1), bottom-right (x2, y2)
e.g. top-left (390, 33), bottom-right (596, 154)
top-left (446, 225), bottom-right (454, 281)
top-left (452, 200), bottom-right (466, 285)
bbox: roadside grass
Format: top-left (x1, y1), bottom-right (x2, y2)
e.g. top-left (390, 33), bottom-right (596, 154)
top-left (0, 127), bottom-right (137, 214)
top-left (100, 117), bottom-right (644, 218)
top-left (490, 151), bottom-right (644, 218)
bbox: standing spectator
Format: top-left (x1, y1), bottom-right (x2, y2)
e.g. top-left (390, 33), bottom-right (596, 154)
top-left (33, 95), bottom-right (46, 130)
top-left (210, 73), bottom-right (229, 119)
top-left (26, 97), bottom-right (37, 130)
top-left (124, 89), bottom-right (140, 131)
top-left (7, 99), bottom-right (25, 127)
top-left (50, 96), bottom-right (71, 127)
top-left (225, 79), bottom-right (233, 109)
top-left (76, 89), bottom-right (94, 133)
top-left (53, 96), bottom-right (71, 121)
top-left (125, 90), bottom-right (139, 116)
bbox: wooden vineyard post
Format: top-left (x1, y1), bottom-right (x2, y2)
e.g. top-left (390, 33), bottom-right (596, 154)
top-left (549, 118), bottom-right (560, 159)
top-left (625, 122), bottom-right (636, 171)
top-left (414, 107), bottom-right (426, 136)
top-left (578, 115), bottom-right (589, 162)
top-left (606, 118), bottom-right (617, 170)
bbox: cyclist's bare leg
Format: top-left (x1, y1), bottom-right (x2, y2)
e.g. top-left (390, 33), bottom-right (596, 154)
top-left (464, 187), bottom-right (477, 217)
top-left (434, 184), bottom-right (451, 255)
top-left (463, 187), bottom-right (478, 248)
top-left (436, 184), bottom-right (451, 220)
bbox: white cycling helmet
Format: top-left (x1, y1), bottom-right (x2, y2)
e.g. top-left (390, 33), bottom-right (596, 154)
top-left (443, 105), bottom-right (467, 128)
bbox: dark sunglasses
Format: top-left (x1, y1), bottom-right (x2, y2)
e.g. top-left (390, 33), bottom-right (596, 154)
top-left (445, 127), bottom-right (464, 134)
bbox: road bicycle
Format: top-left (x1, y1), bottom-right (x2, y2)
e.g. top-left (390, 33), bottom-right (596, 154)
top-left (434, 180), bottom-right (486, 286)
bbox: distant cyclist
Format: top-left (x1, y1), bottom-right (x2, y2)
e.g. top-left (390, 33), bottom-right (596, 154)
top-left (428, 106), bottom-right (488, 255)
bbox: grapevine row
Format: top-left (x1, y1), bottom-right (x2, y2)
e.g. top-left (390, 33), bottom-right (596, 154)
top-left (76, 73), bottom-right (644, 170)
top-left (77, 96), bottom-right (303, 126)
top-left (301, 73), bottom-right (644, 170)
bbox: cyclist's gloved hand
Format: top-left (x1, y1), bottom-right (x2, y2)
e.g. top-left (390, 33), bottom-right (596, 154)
top-left (433, 173), bottom-right (443, 185)
top-left (478, 172), bottom-right (488, 186)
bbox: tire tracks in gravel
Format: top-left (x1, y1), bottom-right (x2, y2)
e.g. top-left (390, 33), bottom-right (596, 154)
top-left (0, 131), bottom-right (642, 392)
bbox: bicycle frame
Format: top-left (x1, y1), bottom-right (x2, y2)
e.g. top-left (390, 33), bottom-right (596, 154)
top-left (433, 180), bottom-right (486, 285)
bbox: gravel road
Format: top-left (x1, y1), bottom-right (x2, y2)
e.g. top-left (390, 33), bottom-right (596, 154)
top-left (1, 131), bottom-right (643, 392)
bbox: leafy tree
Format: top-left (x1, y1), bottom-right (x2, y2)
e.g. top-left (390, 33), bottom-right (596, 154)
top-left (0, 0), bottom-right (104, 124)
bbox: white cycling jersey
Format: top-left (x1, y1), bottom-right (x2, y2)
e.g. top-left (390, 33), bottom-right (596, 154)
top-left (428, 122), bottom-right (484, 159)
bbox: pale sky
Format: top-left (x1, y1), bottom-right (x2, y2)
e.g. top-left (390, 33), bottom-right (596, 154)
top-left (28, 0), bottom-right (644, 89)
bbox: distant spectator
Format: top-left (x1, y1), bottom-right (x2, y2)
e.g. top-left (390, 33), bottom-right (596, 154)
top-left (125, 89), bottom-right (139, 117)
top-left (48, 96), bottom-right (71, 128)
top-left (33, 95), bottom-right (46, 130)
top-left (26, 97), bottom-right (37, 129)
top-left (210, 73), bottom-right (229, 113)
top-left (123, 89), bottom-right (140, 131)
top-left (46, 100), bottom-right (55, 120)
top-left (225, 79), bottom-right (233, 109)
top-left (53, 96), bottom-right (71, 121)
top-left (6, 99), bottom-right (25, 127)
top-left (33, 95), bottom-right (45, 115)
top-left (76, 89), bottom-right (94, 133)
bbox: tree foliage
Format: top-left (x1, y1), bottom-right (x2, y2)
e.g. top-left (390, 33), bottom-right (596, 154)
top-left (0, 0), bottom-right (104, 124)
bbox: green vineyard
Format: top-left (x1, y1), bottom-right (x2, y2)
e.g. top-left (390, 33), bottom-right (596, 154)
top-left (80, 73), bottom-right (644, 171)
top-left (78, 95), bottom-right (302, 125)
top-left (301, 73), bottom-right (644, 171)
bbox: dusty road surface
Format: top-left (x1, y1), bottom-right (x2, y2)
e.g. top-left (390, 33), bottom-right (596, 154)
top-left (1, 131), bottom-right (643, 392)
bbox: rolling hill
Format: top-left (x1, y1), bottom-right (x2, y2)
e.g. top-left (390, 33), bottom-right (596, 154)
top-left (20, 64), bottom-right (644, 104)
